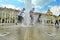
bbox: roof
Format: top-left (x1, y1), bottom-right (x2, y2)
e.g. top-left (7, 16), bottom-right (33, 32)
top-left (0, 7), bottom-right (20, 12)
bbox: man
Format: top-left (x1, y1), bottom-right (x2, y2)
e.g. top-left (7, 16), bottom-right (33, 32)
top-left (29, 8), bottom-right (35, 25)
top-left (37, 14), bottom-right (41, 23)
top-left (55, 16), bottom-right (59, 26)
top-left (16, 8), bottom-right (25, 25)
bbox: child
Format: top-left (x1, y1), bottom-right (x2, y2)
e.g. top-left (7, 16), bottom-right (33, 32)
top-left (16, 8), bottom-right (25, 25)
top-left (29, 8), bottom-right (35, 25)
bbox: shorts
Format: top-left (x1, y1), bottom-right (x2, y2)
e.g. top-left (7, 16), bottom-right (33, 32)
top-left (18, 16), bottom-right (23, 21)
top-left (55, 20), bottom-right (59, 25)
top-left (30, 15), bottom-right (33, 20)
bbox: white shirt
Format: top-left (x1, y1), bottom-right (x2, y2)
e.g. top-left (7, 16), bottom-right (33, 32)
top-left (18, 12), bottom-right (22, 16)
top-left (18, 11), bottom-right (25, 17)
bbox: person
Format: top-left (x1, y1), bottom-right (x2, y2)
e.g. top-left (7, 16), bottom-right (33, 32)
top-left (29, 8), bottom-right (35, 25)
top-left (58, 15), bottom-right (60, 23)
top-left (16, 8), bottom-right (25, 25)
top-left (55, 16), bottom-right (59, 26)
top-left (59, 20), bottom-right (60, 23)
top-left (37, 14), bottom-right (41, 23)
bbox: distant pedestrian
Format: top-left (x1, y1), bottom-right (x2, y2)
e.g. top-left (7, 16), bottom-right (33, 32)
top-left (37, 14), bottom-right (41, 23)
top-left (55, 16), bottom-right (59, 26)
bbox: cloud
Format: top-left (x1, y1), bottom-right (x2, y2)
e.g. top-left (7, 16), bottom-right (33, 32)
top-left (18, 0), bottom-right (56, 7)
top-left (50, 6), bottom-right (60, 16)
top-left (18, 0), bottom-right (56, 11)
top-left (0, 4), bottom-right (21, 10)
top-left (0, 0), bottom-right (3, 2)
top-left (48, 5), bottom-right (53, 8)
top-left (33, 5), bottom-right (42, 9)
top-left (18, 0), bottom-right (56, 4)
top-left (32, 0), bottom-right (56, 7)
top-left (42, 11), bottom-right (47, 13)
top-left (1, 4), bottom-right (16, 8)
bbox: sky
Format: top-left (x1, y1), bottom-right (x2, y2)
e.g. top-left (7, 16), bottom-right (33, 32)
top-left (0, 0), bottom-right (60, 16)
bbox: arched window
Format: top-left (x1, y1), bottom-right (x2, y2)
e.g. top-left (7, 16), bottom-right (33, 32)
top-left (2, 19), bottom-right (4, 23)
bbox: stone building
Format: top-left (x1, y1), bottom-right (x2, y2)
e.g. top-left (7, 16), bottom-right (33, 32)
top-left (0, 7), bottom-right (55, 24)
top-left (34, 9), bottom-right (55, 24)
top-left (46, 9), bottom-right (55, 24)
top-left (0, 7), bottom-right (19, 23)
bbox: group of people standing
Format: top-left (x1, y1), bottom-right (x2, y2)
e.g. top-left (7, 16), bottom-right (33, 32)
top-left (16, 8), bottom-right (35, 25)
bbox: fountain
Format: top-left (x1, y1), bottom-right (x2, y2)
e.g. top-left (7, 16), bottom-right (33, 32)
top-left (24, 0), bottom-right (32, 26)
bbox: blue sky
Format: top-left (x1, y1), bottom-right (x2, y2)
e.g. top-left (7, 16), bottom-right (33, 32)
top-left (0, 0), bottom-right (60, 16)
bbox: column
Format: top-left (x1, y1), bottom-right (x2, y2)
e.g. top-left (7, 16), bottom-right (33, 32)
top-left (12, 12), bottom-right (13, 23)
top-left (1, 11), bottom-right (3, 23)
top-left (9, 12), bottom-right (11, 23)
top-left (1, 18), bottom-right (2, 23)
top-left (24, 0), bottom-right (32, 26)
top-left (4, 12), bottom-right (6, 23)
top-left (7, 19), bottom-right (8, 23)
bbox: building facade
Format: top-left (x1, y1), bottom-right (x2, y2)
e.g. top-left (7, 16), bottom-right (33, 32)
top-left (0, 7), bottom-right (55, 24)
top-left (0, 7), bottom-right (19, 23)
top-left (34, 9), bottom-right (55, 24)
top-left (58, 15), bottom-right (60, 22)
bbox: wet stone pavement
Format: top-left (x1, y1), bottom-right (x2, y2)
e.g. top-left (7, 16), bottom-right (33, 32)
top-left (0, 24), bottom-right (60, 40)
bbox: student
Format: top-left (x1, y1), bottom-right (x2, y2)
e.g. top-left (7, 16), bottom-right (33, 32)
top-left (16, 8), bottom-right (25, 25)
top-left (29, 8), bottom-right (35, 25)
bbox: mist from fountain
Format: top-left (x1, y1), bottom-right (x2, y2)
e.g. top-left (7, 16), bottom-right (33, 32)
top-left (24, 0), bottom-right (32, 26)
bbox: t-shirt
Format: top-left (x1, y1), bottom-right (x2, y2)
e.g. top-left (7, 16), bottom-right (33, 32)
top-left (18, 11), bottom-right (25, 18)
top-left (18, 12), bottom-right (22, 16)
top-left (55, 17), bottom-right (58, 20)
top-left (30, 10), bottom-right (34, 16)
